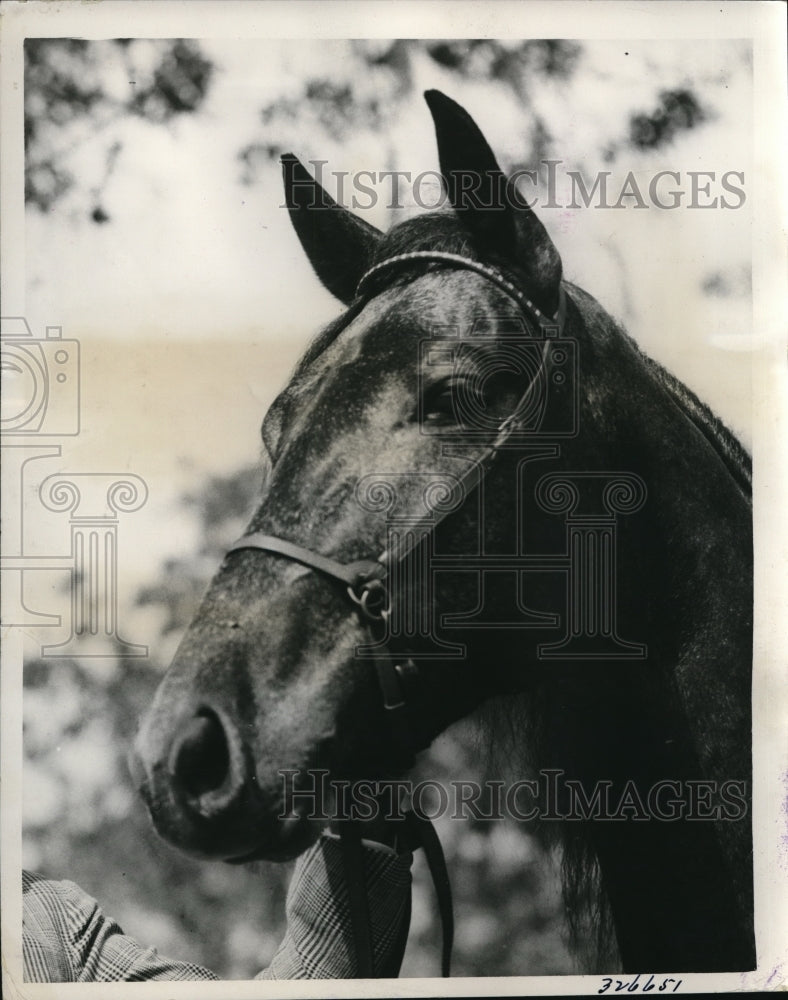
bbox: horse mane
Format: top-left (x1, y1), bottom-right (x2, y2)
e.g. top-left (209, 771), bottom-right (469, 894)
top-left (565, 281), bottom-right (752, 501)
top-left (641, 355), bottom-right (752, 500)
top-left (464, 274), bottom-right (751, 971)
top-left (471, 691), bottom-right (619, 971)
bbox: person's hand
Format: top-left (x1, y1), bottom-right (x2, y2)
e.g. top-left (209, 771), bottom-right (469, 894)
top-left (328, 786), bottom-right (412, 853)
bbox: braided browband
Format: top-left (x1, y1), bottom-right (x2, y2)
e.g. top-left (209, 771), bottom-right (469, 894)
top-left (355, 250), bottom-right (566, 334)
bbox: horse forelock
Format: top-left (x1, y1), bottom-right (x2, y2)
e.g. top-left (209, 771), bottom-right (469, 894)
top-left (371, 212), bottom-right (476, 264)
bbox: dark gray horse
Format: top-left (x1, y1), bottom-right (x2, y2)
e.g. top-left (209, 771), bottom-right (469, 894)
top-left (132, 91), bottom-right (753, 973)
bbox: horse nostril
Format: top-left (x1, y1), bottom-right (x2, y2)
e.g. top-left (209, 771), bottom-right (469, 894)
top-left (169, 710), bottom-right (231, 800)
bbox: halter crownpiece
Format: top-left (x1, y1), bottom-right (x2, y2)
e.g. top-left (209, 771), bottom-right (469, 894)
top-left (226, 251), bottom-right (571, 978)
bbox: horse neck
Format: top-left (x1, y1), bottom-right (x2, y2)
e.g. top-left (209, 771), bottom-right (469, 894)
top-left (514, 299), bottom-right (755, 971)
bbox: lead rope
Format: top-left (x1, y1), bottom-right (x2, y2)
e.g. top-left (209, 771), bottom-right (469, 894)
top-left (405, 811), bottom-right (454, 977)
top-left (338, 821), bottom-right (375, 978)
top-left (339, 811), bottom-right (454, 978)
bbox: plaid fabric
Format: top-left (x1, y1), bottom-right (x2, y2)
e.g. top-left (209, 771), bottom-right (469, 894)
top-left (258, 833), bottom-right (412, 979)
top-left (23, 833), bottom-right (412, 982)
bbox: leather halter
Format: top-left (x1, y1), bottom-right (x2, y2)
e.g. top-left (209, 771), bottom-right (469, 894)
top-left (357, 249), bottom-right (566, 331)
top-left (226, 252), bottom-right (566, 977)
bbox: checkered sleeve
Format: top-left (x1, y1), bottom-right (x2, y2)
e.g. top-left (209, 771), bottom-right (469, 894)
top-left (257, 833), bottom-right (412, 979)
top-left (23, 870), bottom-right (218, 981)
top-left (23, 835), bottom-right (411, 981)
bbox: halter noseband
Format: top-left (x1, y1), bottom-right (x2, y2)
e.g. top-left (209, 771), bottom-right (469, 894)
top-left (225, 252), bottom-right (567, 977)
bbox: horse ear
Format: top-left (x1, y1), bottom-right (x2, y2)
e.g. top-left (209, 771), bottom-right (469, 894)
top-left (424, 90), bottom-right (562, 315)
top-left (281, 154), bottom-right (383, 304)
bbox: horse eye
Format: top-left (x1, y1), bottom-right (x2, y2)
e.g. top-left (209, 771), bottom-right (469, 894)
top-left (421, 381), bottom-right (459, 424)
top-left (421, 378), bottom-right (486, 425)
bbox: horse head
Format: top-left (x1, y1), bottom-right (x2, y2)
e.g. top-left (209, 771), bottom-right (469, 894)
top-left (130, 90), bottom-right (571, 861)
top-left (131, 91), bottom-right (754, 973)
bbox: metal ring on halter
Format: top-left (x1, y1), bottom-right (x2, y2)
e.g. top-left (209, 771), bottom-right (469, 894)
top-left (347, 578), bottom-right (390, 622)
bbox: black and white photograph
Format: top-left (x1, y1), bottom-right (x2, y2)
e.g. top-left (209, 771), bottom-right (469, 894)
top-left (1, 2), bottom-right (786, 996)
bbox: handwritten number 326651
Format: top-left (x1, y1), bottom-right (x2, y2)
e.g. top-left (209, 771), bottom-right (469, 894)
top-left (598, 974), bottom-right (683, 994)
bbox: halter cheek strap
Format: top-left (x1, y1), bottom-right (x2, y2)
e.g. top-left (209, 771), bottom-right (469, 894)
top-left (226, 253), bottom-right (567, 978)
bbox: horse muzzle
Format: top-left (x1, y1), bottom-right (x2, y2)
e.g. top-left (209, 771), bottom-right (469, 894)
top-left (130, 703), bottom-right (316, 862)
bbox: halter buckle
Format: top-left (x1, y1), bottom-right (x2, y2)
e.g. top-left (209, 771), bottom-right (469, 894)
top-left (347, 578), bottom-right (390, 623)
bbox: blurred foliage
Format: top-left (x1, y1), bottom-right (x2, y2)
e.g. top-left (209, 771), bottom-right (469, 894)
top-left (425, 38), bottom-right (581, 80)
top-left (25, 39), bottom-right (213, 217)
top-left (238, 40), bottom-right (412, 174)
top-left (238, 39), bottom-right (583, 179)
top-left (628, 88), bottom-right (707, 150)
